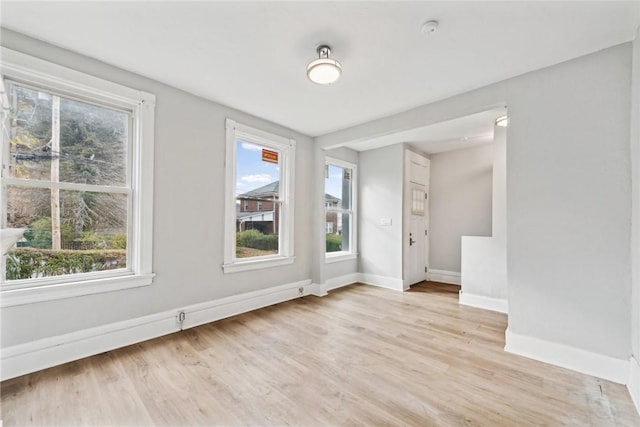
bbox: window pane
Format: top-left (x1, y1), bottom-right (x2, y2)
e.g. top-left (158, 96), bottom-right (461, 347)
top-left (7, 82), bottom-right (128, 186)
top-left (325, 164), bottom-right (351, 210)
top-left (412, 188), bottom-right (425, 215)
top-left (4, 186), bottom-right (128, 281)
top-left (325, 162), bottom-right (353, 254)
top-left (326, 213), bottom-right (351, 253)
top-left (235, 140), bottom-right (280, 259)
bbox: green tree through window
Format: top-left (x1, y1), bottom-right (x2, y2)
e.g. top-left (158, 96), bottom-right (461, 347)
top-left (4, 82), bottom-right (129, 280)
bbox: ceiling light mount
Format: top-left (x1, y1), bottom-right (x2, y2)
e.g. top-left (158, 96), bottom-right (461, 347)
top-left (421, 20), bottom-right (439, 35)
top-left (307, 44), bottom-right (342, 85)
top-left (317, 45), bottom-right (331, 59)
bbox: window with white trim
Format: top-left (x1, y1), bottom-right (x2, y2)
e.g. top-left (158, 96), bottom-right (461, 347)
top-left (325, 157), bottom-right (357, 260)
top-left (0, 48), bottom-right (155, 306)
top-left (223, 119), bottom-right (295, 273)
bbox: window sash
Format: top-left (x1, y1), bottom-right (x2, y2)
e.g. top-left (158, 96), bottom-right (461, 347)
top-left (324, 157), bottom-right (357, 257)
top-left (3, 78), bottom-right (134, 190)
top-left (1, 77), bottom-right (135, 285)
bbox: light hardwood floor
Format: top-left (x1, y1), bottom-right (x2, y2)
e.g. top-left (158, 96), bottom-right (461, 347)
top-left (1, 282), bottom-right (639, 426)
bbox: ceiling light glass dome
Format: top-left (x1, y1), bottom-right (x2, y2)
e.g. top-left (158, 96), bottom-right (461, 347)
top-left (495, 115), bottom-right (509, 127)
top-left (307, 45), bottom-right (342, 85)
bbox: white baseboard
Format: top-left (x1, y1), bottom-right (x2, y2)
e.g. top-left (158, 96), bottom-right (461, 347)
top-left (325, 273), bottom-right (360, 292)
top-left (308, 282), bottom-right (328, 297)
top-left (308, 273), bottom-right (360, 297)
top-left (179, 280), bottom-right (312, 330)
top-left (504, 328), bottom-right (629, 384)
top-left (312, 272), bottom-right (398, 295)
top-left (459, 291), bottom-right (508, 314)
top-left (428, 269), bottom-right (461, 285)
top-left (1, 309), bottom-right (176, 382)
top-left (1, 279), bottom-right (311, 381)
top-left (629, 356), bottom-right (640, 415)
top-left (358, 273), bottom-right (405, 292)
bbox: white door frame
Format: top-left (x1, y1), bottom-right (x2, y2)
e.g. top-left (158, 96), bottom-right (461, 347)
top-left (403, 149), bottom-right (430, 288)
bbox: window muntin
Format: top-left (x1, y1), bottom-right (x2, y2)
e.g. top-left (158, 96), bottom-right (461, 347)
top-left (325, 158), bottom-right (357, 257)
top-left (224, 119), bottom-right (295, 272)
top-left (0, 47), bottom-right (155, 303)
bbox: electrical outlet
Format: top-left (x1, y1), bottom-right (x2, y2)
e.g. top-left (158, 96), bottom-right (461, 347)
top-left (177, 311), bottom-right (186, 329)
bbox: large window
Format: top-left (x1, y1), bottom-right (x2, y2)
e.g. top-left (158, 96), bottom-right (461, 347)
top-left (325, 157), bottom-right (357, 261)
top-left (223, 119), bottom-right (295, 273)
top-left (0, 48), bottom-right (155, 306)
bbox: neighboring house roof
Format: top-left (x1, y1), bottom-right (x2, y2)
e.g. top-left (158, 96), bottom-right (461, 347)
top-left (325, 193), bottom-right (340, 204)
top-left (238, 181), bottom-right (279, 198)
top-left (238, 181), bottom-right (341, 204)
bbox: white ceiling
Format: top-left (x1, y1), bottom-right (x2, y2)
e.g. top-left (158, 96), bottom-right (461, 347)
top-left (344, 107), bottom-right (506, 154)
top-left (1, 1), bottom-right (639, 139)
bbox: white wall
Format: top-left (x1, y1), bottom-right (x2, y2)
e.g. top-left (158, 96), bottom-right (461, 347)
top-left (629, 25), bottom-right (640, 410)
top-left (359, 144), bottom-right (404, 281)
top-left (460, 125), bottom-right (508, 310)
top-left (0, 29), bottom-right (315, 348)
top-left (632, 24), bottom-right (640, 366)
top-left (429, 144), bottom-right (493, 273)
top-left (507, 44), bottom-right (631, 359)
top-left (318, 43), bottom-right (634, 363)
top-left (492, 126), bottom-right (507, 255)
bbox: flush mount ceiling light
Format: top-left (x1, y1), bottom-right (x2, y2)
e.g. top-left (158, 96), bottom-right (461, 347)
top-left (307, 45), bottom-right (342, 85)
top-left (495, 115), bottom-right (509, 127)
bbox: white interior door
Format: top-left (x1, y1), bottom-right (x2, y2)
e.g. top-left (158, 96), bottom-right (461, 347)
top-left (405, 151), bottom-right (430, 286)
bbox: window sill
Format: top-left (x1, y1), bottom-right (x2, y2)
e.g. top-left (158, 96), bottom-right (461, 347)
top-left (325, 252), bottom-right (358, 264)
top-left (0, 273), bottom-right (155, 308)
top-left (223, 256), bottom-right (295, 274)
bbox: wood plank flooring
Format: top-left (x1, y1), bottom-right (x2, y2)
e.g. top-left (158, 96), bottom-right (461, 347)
top-left (1, 282), bottom-right (639, 426)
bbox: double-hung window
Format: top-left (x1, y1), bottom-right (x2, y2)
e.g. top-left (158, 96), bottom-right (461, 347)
top-left (0, 48), bottom-right (155, 306)
top-left (325, 157), bottom-right (357, 261)
top-left (223, 119), bottom-right (295, 273)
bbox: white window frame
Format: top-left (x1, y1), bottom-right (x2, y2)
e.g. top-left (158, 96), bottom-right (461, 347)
top-left (325, 157), bottom-right (358, 263)
top-left (223, 119), bottom-right (295, 273)
top-left (0, 48), bottom-right (155, 307)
